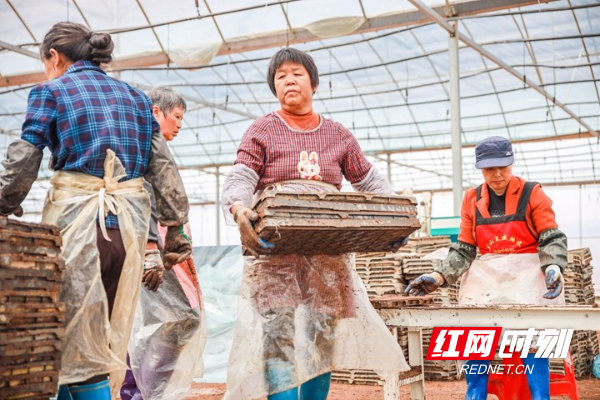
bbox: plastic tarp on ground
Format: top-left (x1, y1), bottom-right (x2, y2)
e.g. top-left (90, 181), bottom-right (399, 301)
top-left (193, 245), bottom-right (244, 383)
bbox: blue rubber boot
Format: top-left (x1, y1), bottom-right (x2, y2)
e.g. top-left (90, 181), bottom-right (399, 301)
top-left (523, 353), bottom-right (550, 400)
top-left (268, 387), bottom-right (298, 400)
top-left (300, 372), bottom-right (331, 400)
top-left (69, 380), bottom-right (111, 400)
top-left (56, 385), bottom-right (73, 400)
top-left (464, 360), bottom-right (489, 400)
top-left (266, 360), bottom-right (298, 400)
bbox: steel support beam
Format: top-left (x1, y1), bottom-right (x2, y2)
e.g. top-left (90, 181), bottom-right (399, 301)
top-left (374, 131), bottom-right (595, 155)
top-left (0, 41), bottom-right (39, 59)
top-left (128, 81), bottom-right (260, 120)
top-left (408, 0), bottom-right (598, 137)
top-left (378, 305), bottom-right (600, 330)
top-left (406, 178), bottom-right (600, 194)
top-left (386, 154), bottom-right (392, 183)
top-left (373, 154), bottom-right (475, 186)
top-left (1, 0), bottom-right (556, 88)
top-left (215, 166), bottom-right (221, 246)
top-left (0, 52), bottom-right (172, 87)
top-left (449, 21), bottom-right (463, 216)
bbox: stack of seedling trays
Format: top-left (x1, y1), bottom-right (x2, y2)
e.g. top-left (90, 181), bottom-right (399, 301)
top-left (567, 248), bottom-right (596, 305)
top-left (0, 217), bottom-right (65, 400)
top-left (251, 190), bottom-right (420, 255)
top-left (355, 252), bottom-right (404, 296)
top-left (335, 235), bottom-right (459, 385)
top-left (419, 328), bottom-right (460, 381)
top-left (403, 258), bottom-right (442, 283)
top-left (330, 369), bottom-right (385, 386)
top-left (549, 248), bottom-right (597, 378)
top-left (331, 326), bottom-right (419, 386)
top-left (331, 326), bottom-right (392, 385)
top-left (352, 236), bottom-right (452, 297)
top-left (403, 236), bottom-right (451, 254)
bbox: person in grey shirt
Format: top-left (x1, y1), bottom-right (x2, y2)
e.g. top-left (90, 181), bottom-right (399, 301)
top-left (121, 87), bottom-right (206, 400)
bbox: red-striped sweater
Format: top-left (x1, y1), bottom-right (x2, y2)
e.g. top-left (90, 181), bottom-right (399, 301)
top-left (235, 112), bottom-right (372, 191)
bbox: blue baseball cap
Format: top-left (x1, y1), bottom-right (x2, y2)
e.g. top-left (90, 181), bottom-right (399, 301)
top-left (475, 136), bottom-right (514, 169)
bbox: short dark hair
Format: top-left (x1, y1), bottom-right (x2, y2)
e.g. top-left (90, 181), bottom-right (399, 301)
top-left (266, 48), bottom-right (319, 97)
top-left (148, 86), bottom-right (187, 114)
top-left (40, 21), bottom-right (114, 65)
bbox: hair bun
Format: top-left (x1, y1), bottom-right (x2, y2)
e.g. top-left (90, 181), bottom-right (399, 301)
top-left (40, 22), bottom-right (115, 66)
top-left (88, 32), bottom-right (114, 64)
top-left (89, 32), bottom-right (110, 49)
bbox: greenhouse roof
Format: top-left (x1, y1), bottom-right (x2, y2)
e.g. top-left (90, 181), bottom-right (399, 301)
top-left (0, 0), bottom-right (598, 212)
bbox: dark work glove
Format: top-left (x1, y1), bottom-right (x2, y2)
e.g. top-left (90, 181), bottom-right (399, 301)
top-left (163, 225), bottom-right (192, 269)
top-left (0, 204), bottom-right (23, 217)
top-left (234, 207), bottom-right (274, 258)
top-left (405, 272), bottom-right (445, 296)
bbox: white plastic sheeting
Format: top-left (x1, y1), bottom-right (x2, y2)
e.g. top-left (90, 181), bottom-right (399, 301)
top-left (194, 245), bottom-right (245, 383)
top-left (304, 16), bottom-right (365, 38)
top-left (169, 42), bottom-right (223, 68)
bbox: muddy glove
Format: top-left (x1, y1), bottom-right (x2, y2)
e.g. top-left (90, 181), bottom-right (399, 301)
top-left (0, 205), bottom-right (23, 217)
top-left (405, 272), bottom-right (445, 296)
top-left (142, 249), bottom-right (164, 291)
top-left (0, 140), bottom-right (43, 217)
top-left (234, 206), bottom-right (274, 258)
top-left (543, 265), bottom-right (563, 299)
top-left (163, 225), bottom-right (192, 269)
top-left (390, 237), bottom-right (410, 253)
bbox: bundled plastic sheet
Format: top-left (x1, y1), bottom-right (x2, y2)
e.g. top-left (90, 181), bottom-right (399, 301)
top-left (224, 182), bottom-right (409, 400)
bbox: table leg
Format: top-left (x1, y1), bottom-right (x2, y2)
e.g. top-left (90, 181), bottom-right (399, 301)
top-left (383, 372), bottom-right (400, 400)
top-left (408, 327), bottom-right (425, 400)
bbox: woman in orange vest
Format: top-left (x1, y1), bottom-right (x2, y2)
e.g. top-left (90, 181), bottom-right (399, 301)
top-left (407, 136), bottom-right (566, 400)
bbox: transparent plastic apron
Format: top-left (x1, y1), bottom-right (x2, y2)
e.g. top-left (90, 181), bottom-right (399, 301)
top-left (127, 222), bottom-right (206, 400)
top-left (459, 182), bottom-right (564, 306)
top-left (224, 181), bottom-right (409, 400)
top-left (42, 150), bottom-right (150, 395)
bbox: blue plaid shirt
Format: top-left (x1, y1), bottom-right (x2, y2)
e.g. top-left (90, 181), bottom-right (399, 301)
top-left (22, 60), bottom-right (158, 228)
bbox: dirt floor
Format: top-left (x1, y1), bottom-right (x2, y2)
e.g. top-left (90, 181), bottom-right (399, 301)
top-left (185, 379), bottom-right (600, 400)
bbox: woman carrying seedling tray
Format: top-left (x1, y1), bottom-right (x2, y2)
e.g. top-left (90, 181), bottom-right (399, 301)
top-left (221, 48), bottom-right (409, 400)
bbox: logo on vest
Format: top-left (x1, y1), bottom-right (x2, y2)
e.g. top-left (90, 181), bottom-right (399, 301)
top-left (486, 233), bottom-right (522, 253)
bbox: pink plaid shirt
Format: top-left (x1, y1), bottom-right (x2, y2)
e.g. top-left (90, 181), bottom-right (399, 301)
top-left (235, 112), bottom-right (372, 190)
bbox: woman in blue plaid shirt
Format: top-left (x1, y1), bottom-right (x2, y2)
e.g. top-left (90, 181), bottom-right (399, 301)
top-left (0, 22), bottom-right (191, 400)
